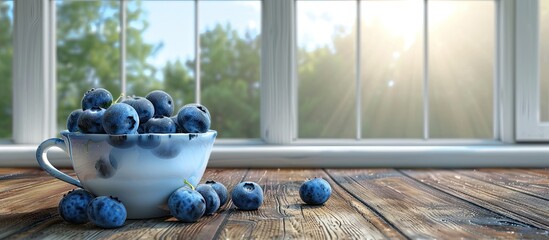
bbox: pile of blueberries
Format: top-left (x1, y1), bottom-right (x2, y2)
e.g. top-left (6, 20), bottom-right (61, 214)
top-left (67, 88), bottom-right (210, 134)
top-left (59, 180), bottom-right (265, 228)
top-left (59, 177), bottom-right (332, 228)
top-left (59, 88), bottom-right (333, 228)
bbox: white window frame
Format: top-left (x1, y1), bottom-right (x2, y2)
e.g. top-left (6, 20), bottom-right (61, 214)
top-left (289, 0), bottom-right (508, 145)
top-left (262, 0), bottom-right (519, 147)
top-left (515, 0), bottom-right (549, 141)
top-left (1, 0), bottom-right (549, 168)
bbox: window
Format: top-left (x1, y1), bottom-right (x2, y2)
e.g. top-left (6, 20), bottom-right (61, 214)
top-left (516, 0), bottom-right (549, 141)
top-left (360, 1), bottom-right (423, 139)
top-left (297, 1), bottom-right (356, 139)
top-left (4, 0), bottom-right (549, 167)
top-left (56, 0), bottom-right (121, 132)
top-left (199, 1), bottom-right (261, 138)
top-left (55, 0), bottom-right (260, 139)
top-left (540, 0), bottom-right (549, 122)
top-left (297, 0), bottom-right (495, 140)
top-left (0, 0), bottom-right (12, 142)
top-left (428, 1), bottom-right (494, 138)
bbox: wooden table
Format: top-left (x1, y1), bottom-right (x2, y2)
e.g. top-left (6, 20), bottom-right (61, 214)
top-left (1, 168), bottom-right (548, 239)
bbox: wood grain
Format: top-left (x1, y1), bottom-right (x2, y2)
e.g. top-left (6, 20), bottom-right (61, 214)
top-left (0, 170), bottom-right (71, 197)
top-left (401, 169), bottom-right (549, 229)
top-left (326, 169), bottom-right (549, 239)
top-left (219, 169), bottom-right (403, 240)
top-left (1, 168), bottom-right (548, 239)
top-left (519, 168), bottom-right (549, 177)
top-left (0, 168), bottom-right (37, 177)
top-left (459, 169), bottom-right (549, 200)
top-left (0, 170), bottom-right (75, 238)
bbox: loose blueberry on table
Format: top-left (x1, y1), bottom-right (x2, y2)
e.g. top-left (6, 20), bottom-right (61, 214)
top-left (196, 184), bottom-right (221, 215)
top-left (231, 182), bottom-right (264, 211)
top-left (87, 196), bottom-right (127, 229)
top-left (58, 189), bottom-right (95, 224)
top-left (168, 184), bottom-right (206, 223)
top-left (205, 180), bottom-right (229, 207)
top-left (299, 178), bottom-right (332, 205)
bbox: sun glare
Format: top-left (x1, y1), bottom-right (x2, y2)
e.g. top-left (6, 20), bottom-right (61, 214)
top-left (362, 1), bottom-right (422, 39)
top-left (362, 0), bottom-right (460, 52)
top-left (298, 0), bottom-right (494, 138)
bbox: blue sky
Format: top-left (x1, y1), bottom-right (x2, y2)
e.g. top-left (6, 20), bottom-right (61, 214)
top-left (3, 0), bottom-right (12, 19)
top-left (140, 1), bottom-right (261, 67)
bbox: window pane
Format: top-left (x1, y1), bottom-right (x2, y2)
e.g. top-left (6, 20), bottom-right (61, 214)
top-left (361, 0), bottom-right (424, 138)
top-left (199, 1), bottom-right (260, 138)
top-left (56, 0), bottom-right (120, 131)
top-left (540, 0), bottom-right (549, 121)
top-left (297, 0), bottom-right (356, 138)
top-left (0, 0), bottom-right (12, 142)
top-left (126, 1), bottom-right (195, 112)
top-left (429, 0), bottom-right (494, 138)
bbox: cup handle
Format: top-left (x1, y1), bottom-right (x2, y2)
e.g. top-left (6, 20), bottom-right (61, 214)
top-left (36, 138), bottom-right (82, 188)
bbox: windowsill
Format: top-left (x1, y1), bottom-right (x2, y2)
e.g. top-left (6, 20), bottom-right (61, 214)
top-left (3, 143), bottom-right (549, 168)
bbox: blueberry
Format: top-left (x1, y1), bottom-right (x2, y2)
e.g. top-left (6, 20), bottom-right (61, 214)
top-left (66, 109), bottom-right (83, 132)
top-left (77, 108), bottom-right (106, 134)
top-left (137, 134), bottom-right (161, 149)
top-left (151, 139), bottom-right (182, 159)
top-left (145, 90), bottom-right (174, 117)
top-left (95, 157), bottom-right (115, 178)
top-left (205, 180), bottom-right (228, 207)
top-left (102, 103), bottom-right (139, 135)
top-left (87, 196), bottom-right (127, 228)
top-left (196, 184), bottom-right (220, 215)
top-left (107, 135), bottom-right (136, 149)
top-left (231, 182), bottom-right (263, 211)
top-left (144, 116), bottom-right (176, 133)
top-left (58, 189), bottom-right (94, 224)
top-left (299, 178), bottom-right (332, 205)
top-left (168, 187), bottom-right (206, 223)
top-left (176, 104), bottom-right (211, 133)
top-left (81, 88), bottom-right (113, 110)
top-left (171, 116), bottom-right (184, 133)
top-left (122, 96), bottom-right (155, 123)
top-left (137, 123), bottom-right (146, 134)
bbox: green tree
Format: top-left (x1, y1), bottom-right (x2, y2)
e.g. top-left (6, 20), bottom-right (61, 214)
top-left (162, 59), bottom-right (194, 112)
top-left (183, 24), bottom-right (261, 138)
top-left (125, 0), bottom-right (162, 97)
top-left (150, 24), bottom-right (261, 138)
top-left (56, 1), bottom-right (157, 129)
top-left (0, 1), bottom-right (12, 140)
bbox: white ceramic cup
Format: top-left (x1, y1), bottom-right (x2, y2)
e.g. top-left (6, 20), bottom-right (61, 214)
top-left (36, 130), bottom-right (217, 219)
